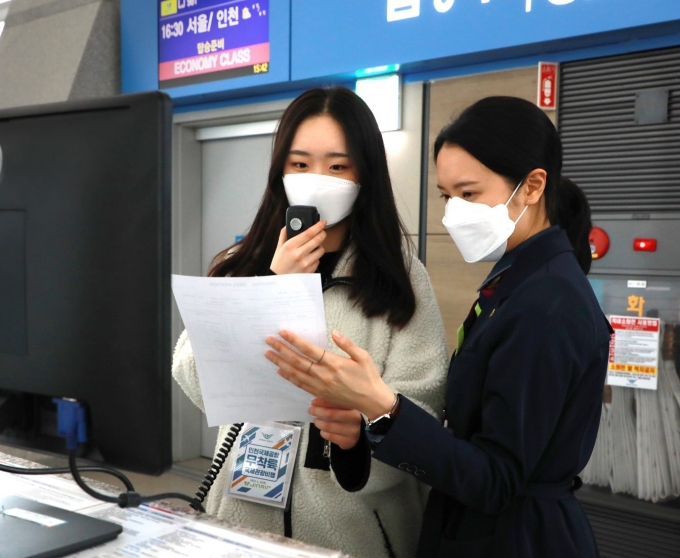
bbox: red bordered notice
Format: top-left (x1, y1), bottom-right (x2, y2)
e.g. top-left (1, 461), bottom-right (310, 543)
top-left (607, 315), bottom-right (660, 391)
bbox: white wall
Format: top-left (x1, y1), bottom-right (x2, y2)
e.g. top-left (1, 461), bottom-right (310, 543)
top-left (383, 80), bottom-right (423, 238)
top-left (0, 0), bottom-right (120, 109)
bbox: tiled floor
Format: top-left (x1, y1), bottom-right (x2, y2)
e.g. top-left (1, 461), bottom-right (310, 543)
top-left (0, 443), bottom-right (212, 511)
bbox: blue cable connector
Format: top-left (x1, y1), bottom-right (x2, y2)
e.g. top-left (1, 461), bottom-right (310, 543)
top-left (52, 398), bottom-right (88, 450)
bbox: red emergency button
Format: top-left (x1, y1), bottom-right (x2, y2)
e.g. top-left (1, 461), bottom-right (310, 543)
top-left (633, 238), bottom-right (657, 252)
top-left (589, 227), bottom-right (610, 259)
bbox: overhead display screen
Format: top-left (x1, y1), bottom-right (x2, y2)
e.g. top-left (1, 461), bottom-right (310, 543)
top-left (158, 0), bottom-right (269, 89)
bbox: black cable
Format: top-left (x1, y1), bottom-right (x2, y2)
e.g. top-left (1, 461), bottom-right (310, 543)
top-left (190, 423), bottom-right (243, 511)
top-left (0, 462), bottom-right (135, 491)
top-left (0, 396), bottom-right (202, 511)
top-left (68, 451), bottom-right (119, 504)
top-left (66, 451), bottom-right (205, 512)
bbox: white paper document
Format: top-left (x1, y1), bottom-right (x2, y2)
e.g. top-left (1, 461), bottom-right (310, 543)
top-left (172, 274), bottom-right (327, 426)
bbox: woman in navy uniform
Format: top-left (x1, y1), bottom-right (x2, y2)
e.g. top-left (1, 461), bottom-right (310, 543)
top-left (265, 96), bottom-right (613, 557)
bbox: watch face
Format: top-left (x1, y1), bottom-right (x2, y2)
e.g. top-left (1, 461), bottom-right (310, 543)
top-left (366, 415), bottom-right (393, 436)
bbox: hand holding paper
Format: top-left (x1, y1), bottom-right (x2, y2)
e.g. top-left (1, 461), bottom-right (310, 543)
top-left (264, 329), bottom-right (396, 422)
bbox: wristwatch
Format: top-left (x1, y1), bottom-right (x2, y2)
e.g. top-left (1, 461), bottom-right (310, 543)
top-left (365, 394), bottom-right (401, 449)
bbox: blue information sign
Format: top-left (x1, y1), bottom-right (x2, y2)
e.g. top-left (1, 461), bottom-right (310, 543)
top-left (291, 0), bottom-right (680, 81)
top-left (158, 0), bottom-right (270, 88)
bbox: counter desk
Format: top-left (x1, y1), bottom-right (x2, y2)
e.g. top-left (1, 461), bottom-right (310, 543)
top-left (0, 451), bottom-right (349, 558)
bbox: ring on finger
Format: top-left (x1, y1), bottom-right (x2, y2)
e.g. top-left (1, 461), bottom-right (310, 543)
top-left (306, 360), bottom-right (314, 373)
top-left (318, 350), bottom-right (326, 364)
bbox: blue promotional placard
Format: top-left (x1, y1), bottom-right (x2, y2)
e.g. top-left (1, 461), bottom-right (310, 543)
top-left (158, 0), bottom-right (270, 88)
top-left (227, 422), bottom-right (301, 509)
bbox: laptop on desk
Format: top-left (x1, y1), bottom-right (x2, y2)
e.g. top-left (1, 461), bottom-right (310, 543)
top-left (1, 495), bottom-right (122, 558)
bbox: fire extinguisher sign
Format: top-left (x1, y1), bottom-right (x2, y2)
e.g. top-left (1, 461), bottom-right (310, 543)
top-left (537, 62), bottom-right (558, 110)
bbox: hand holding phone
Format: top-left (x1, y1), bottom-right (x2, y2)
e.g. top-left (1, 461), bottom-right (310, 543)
top-left (270, 207), bottom-right (327, 275)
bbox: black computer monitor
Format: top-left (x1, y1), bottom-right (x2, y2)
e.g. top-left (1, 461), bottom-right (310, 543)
top-left (0, 92), bottom-right (173, 474)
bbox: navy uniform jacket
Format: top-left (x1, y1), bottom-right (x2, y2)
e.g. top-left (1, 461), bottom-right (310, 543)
top-left (372, 227), bottom-right (612, 558)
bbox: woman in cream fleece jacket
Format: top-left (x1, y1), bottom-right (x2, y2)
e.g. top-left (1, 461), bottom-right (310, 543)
top-left (173, 248), bottom-right (448, 558)
top-left (173, 86), bottom-right (448, 558)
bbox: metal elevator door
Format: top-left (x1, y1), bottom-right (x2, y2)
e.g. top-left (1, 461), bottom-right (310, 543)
top-left (199, 133), bottom-right (272, 457)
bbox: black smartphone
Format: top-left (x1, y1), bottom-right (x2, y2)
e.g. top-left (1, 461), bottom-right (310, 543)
top-left (286, 205), bottom-right (320, 239)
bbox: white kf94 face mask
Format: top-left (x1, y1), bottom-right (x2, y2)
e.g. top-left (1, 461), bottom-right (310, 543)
top-left (441, 181), bottom-right (528, 263)
top-left (283, 173), bottom-right (361, 228)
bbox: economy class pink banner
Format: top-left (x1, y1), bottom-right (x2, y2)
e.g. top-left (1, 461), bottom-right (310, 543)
top-left (159, 42), bottom-right (270, 81)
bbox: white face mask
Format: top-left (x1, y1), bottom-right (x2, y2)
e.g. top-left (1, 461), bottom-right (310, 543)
top-left (441, 181), bottom-right (528, 263)
top-left (283, 173), bottom-right (360, 228)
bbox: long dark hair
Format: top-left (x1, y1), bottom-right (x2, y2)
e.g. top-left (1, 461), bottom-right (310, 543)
top-left (434, 96), bottom-right (593, 274)
top-left (208, 87), bottom-right (416, 328)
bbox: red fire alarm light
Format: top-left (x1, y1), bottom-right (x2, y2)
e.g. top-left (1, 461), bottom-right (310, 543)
top-left (589, 227), bottom-right (610, 259)
top-left (633, 238), bottom-right (657, 252)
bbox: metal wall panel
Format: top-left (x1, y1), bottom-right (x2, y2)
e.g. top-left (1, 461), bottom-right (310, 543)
top-left (559, 47), bottom-right (680, 214)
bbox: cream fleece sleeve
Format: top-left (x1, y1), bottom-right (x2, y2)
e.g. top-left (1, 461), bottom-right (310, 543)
top-left (172, 330), bottom-right (205, 413)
